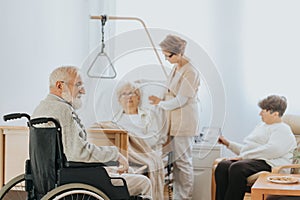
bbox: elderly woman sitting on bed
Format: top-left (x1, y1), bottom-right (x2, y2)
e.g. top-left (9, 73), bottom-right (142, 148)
top-left (112, 81), bottom-right (167, 153)
top-left (110, 81), bottom-right (167, 200)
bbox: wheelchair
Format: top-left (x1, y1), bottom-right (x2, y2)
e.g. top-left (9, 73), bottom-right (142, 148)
top-left (0, 113), bottom-right (145, 200)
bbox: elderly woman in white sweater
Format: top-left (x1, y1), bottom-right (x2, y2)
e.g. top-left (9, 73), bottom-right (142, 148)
top-left (215, 95), bottom-right (297, 200)
top-left (112, 81), bottom-right (167, 200)
top-left (112, 82), bottom-right (167, 152)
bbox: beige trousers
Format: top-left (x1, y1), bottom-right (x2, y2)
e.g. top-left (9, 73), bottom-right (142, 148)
top-left (121, 173), bottom-right (152, 198)
top-left (108, 169), bottom-right (152, 199)
top-left (172, 136), bottom-right (194, 200)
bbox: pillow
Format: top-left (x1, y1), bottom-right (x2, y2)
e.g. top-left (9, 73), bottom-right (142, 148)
top-left (93, 80), bottom-right (167, 122)
top-left (136, 81), bottom-right (167, 109)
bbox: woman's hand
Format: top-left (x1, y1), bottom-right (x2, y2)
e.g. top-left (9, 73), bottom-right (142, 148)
top-left (117, 153), bottom-right (129, 174)
top-left (218, 135), bottom-right (230, 147)
top-left (148, 95), bottom-right (161, 105)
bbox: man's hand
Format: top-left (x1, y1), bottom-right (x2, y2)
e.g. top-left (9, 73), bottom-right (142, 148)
top-left (218, 135), bottom-right (230, 147)
top-left (117, 153), bottom-right (129, 174)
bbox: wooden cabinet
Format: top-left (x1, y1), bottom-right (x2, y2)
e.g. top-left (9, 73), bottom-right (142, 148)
top-left (4, 128), bottom-right (29, 184)
top-left (0, 129), bottom-right (4, 187)
top-left (0, 126), bottom-right (128, 186)
top-left (192, 143), bottom-right (221, 200)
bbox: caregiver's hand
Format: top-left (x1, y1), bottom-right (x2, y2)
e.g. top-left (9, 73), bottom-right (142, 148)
top-left (149, 95), bottom-right (161, 105)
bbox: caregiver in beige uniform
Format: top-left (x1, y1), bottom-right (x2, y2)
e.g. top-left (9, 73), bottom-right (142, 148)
top-left (149, 34), bottom-right (200, 200)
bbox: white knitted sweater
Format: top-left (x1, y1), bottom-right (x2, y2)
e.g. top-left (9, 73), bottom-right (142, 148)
top-left (228, 122), bottom-right (297, 167)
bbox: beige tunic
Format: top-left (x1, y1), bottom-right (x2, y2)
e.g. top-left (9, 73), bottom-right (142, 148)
top-left (166, 62), bottom-right (200, 136)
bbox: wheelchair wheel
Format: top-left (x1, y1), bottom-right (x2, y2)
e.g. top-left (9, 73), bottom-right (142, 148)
top-left (41, 183), bottom-right (110, 200)
top-left (0, 174), bottom-right (26, 200)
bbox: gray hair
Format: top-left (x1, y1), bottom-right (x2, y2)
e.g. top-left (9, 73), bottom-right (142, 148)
top-left (116, 81), bottom-right (141, 99)
top-left (159, 34), bottom-right (187, 55)
top-left (49, 66), bottom-right (79, 88)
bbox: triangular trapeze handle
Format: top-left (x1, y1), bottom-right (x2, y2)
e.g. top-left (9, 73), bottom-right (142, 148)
top-left (87, 52), bottom-right (117, 79)
top-left (87, 15), bottom-right (117, 79)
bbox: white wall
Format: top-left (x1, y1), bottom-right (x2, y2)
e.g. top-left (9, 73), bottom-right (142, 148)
top-left (0, 0), bottom-right (111, 125)
top-left (242, 0), bottom-right (300, 114)
top-left (1, 0), bottom-right (300, 157)
top-left (111, 0), bottom-right (241, 156)
top-left (111, 0), bottom-right (300, 156)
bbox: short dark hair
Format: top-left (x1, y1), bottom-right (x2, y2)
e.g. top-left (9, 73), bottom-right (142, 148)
top-left (258, 95), bottom-right (287, 117)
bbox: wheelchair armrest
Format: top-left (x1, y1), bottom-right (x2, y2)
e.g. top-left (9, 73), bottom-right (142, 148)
top-left (213, 157), bottom-right (227, 168)
top-left (110, 176), bottom-right (127, 186)
top-left (65, 161), bottom-right (118, 168)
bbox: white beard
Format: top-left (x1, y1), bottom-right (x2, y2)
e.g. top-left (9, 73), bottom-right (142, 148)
top-left (62, 87), bottom-right (82, 110)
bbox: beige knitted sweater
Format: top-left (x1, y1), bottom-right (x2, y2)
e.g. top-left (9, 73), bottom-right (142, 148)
top-left (32, 94), bottom-right (119, 163)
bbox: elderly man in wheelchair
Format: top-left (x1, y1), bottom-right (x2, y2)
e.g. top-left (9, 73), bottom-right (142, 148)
top-left (0, 66), bottom-right (152, 200)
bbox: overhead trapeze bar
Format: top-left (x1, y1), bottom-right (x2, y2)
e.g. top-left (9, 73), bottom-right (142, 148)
top-left (90, 15), bottom-right (168, 78)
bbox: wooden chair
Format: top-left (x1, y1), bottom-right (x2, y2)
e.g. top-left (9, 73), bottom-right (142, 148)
top-left (211, 114), bottom-right (300, 200)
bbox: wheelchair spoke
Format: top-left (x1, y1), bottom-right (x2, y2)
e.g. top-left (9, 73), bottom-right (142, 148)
top-left (40, 183), bottom-right (110, 200)
top-left (53, 189), bottom-right (106, 199)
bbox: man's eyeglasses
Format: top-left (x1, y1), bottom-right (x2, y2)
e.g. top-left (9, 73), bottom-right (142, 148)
top-left (120, 91), bottom-right (138, 98)
top-left (60, 81), bottom-right (84, 90)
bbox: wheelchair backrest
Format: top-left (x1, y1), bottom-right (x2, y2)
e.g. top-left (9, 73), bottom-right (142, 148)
top-left (29, 117), bottom-right (66, 198)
